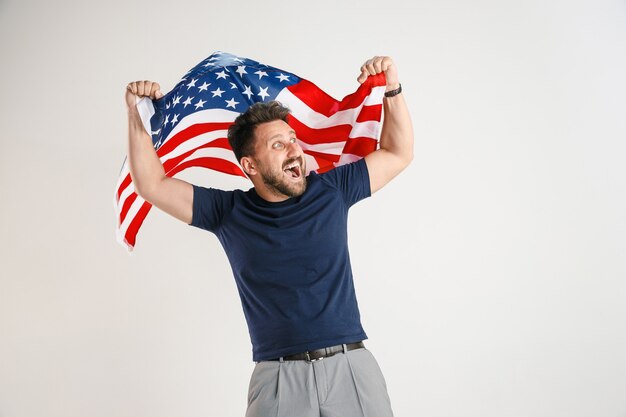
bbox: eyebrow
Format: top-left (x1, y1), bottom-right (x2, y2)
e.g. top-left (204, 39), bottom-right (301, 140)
top-left (266, 130), bottom-right (296, 143)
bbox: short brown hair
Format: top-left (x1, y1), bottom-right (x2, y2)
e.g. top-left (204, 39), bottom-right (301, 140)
top-left (227, 101), bottom-right (291, 163)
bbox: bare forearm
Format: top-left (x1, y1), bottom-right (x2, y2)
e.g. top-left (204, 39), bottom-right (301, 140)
top-left (127, 106), bottom-right (165, 198)
top-left (359, 57), bottom-right (414, 193)
top-left (379, 88), bottom-right (414, 164)
top-left (124, 81), bottom-right (193, 223)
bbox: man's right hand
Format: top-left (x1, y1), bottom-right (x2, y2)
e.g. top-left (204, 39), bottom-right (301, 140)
top-left (125, 80), bottom-right (194, 225)
top-left (125, 80), bottom-right (164, 110)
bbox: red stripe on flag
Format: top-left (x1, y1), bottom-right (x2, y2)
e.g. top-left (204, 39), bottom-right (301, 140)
top-left (123, 200), bottom-right (152, 249)
top-left (286, 73), bottom-right (386, 118)
top-left (306, 150), bottom-right (340, 165)
top-left (162, 138), bottom-right (243, 177)
top-left (316, 164), bottom-right (337, 174)
top-left (116, 175), bottom-right (132, 202)
top-left (288, 116), bottom-right (353, 144)
top-left (156, 122), bottom-right (233, 157)
top-left (288, 117), bottom-right (378, 157)
top-left (300, 140), bottom-right (375, 173)
top-left (343, 137), bottom-right (378, 157)
top-left (167, 157), bottom-right (244, 177)
top-left (119, 192), bottom-right (139, 225)
top-left (356, 104), bottom-right (382, 123)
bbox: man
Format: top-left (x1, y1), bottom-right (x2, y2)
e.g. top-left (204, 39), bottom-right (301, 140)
top-left (125, 55), bottom-right (413, 417)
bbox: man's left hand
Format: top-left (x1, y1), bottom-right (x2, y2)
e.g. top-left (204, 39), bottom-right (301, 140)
top-left (357, 56), bottom-right (400, 92)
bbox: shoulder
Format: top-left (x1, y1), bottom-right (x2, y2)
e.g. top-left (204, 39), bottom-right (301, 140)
top-left (319, 158), bottom-right (368, 183)
top-left (190, 185), bottom-right (241, 230)
top-left (318, 158), bottom-right (370, 190)
top-left (193, 184), bottom-right (236, 201)
top-left (315, 159), bottom-right (371, 207)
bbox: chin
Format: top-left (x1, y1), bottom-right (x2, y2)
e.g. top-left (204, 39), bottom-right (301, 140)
top-left (259, 162), bottom-right (308, 199)
top-left (276, 176), bottom-right (307, 198)
top-left (285, 178), bottom-right (307, 197)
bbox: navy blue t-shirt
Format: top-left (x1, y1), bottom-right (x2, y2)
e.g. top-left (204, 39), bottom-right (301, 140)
top-left (190, 158), bottom-right (371, 361)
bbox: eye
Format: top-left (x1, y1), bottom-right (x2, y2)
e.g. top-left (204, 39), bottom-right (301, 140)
top-left (272, 142), bottom-right (284, 150)
top-left (289, 137), bottom-right (297, 144)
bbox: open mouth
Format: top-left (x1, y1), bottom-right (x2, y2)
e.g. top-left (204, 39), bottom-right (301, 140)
top-left (283, 161), bottom-right (302, 179)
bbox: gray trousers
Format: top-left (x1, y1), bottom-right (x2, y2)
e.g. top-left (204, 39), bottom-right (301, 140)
top-left (246, 346), bottom-right (394, 417)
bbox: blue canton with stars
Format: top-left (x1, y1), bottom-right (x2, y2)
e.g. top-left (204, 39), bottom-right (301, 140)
top-left (149, 51), bottom-right (301, 149)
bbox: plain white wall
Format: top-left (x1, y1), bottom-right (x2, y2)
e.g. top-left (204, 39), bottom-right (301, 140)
top-left (1, 0), bottom-right (625, 416)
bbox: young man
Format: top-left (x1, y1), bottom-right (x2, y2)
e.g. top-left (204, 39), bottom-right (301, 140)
top-left (125, 55), bottom-right (413, 417)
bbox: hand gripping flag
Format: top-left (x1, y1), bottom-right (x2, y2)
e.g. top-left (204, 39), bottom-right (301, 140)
top-left (115, 51), bottom-right (387, 250)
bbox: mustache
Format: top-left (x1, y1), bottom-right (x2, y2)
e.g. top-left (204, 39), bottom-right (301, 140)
top-left (282, 156), bottom-right (304, 169)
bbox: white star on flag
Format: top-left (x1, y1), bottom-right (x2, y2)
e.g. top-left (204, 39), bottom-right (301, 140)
top-left (225, 97), bottom-right (239, 109)
top-left (257, 86), bottom-right (270, 100)
top-left (242, 85), bottom-right (253, 99)
top-left (211, 87), bottom-right (225, 97)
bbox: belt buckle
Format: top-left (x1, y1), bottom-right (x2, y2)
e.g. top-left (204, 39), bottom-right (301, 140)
top-left (305, 350), bottom-right (324, 363)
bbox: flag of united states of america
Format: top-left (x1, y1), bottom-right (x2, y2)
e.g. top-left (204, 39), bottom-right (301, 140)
top-left (114, 51), bottom-right (386, 250)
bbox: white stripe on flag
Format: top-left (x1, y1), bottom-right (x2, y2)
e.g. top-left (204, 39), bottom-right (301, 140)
top-left (159, 129), bottom-right (230, 163)
top-left (275, 86), bottom-right (386, 129)
top-left (158, 108), bottom-right (239, 144)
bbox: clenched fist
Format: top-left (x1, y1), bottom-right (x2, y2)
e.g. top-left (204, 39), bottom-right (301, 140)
top-left (125, 80), bottom-right (164, 110)
top-left (356, 56), bottom-right (400, 92)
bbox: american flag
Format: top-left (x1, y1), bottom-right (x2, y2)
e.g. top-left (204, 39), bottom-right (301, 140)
top-left (115, 51), bottom-right (387, 250)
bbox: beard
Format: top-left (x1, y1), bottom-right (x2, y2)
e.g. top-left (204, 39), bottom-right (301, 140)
top-left (257, 156), bottom-right (307, 198)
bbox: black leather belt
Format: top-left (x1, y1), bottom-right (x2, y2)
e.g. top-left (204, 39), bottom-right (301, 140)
top-left (268, 341), bottom-right (365, 362)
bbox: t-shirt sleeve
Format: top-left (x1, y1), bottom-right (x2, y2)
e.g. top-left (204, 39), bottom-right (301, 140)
top-left (319, 158), bottom-right (372, 208)
top-left (189, 185), bottom-right (233, 232)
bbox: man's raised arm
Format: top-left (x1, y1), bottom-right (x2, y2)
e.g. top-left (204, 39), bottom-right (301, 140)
top-left (126, 81), bottom-right (194, 224)
top-left (359, 56), bottom-right (414, 194)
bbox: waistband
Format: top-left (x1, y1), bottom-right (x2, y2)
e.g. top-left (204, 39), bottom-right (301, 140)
top-left (266, 341), bottom-right (365, 363)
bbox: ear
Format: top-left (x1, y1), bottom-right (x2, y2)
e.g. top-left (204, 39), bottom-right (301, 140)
top-left (241, 156), bottom-right (257, 177)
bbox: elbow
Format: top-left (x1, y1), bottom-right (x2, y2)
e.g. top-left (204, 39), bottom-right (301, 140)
top-left (406, 148), bottom-right (414, 165)
top-left (132, 177), bottom-right (161, 204)
top-left (402, 146), bottom-right (414, 168)
top-left (134, 183), bottom-right (153, 203)
top-left (401, 156), bottom-right (413, 172)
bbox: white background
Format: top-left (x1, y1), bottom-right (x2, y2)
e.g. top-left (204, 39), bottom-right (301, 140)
top-left (1, 0), bottom-right (625, 416)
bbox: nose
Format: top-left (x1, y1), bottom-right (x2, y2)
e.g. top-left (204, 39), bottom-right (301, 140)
top-left (286, 139), bottom-right (301, 158)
